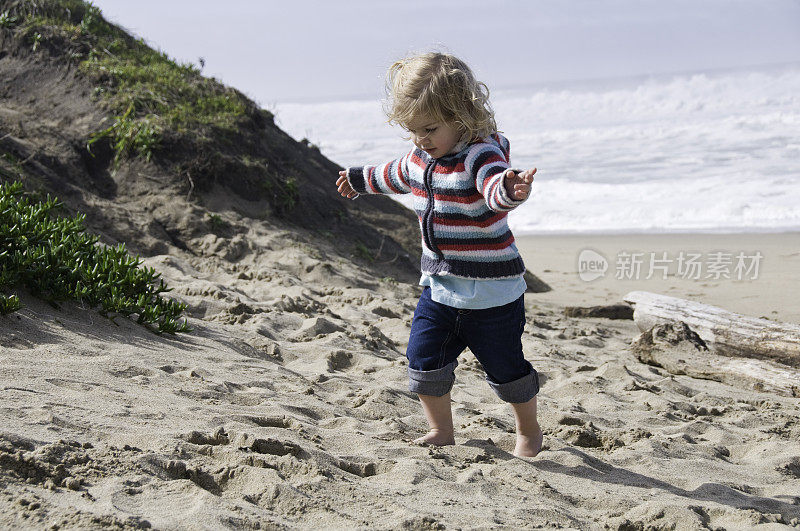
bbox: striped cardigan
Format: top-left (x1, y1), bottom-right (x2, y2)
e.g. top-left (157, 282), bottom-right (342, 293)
top-left (346, 133), bottom-right (527, 279)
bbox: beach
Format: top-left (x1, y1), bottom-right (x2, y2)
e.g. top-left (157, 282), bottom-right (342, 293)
top-left (517, 232), bottom-right (800, 324)
top-left (2, 6), bottom-right (799, 526)
top-left (2, 226), bottom-right (800, 529)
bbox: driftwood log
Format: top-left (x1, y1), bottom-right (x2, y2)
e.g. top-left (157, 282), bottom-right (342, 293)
top-left (631, 321), bottom-right (799, 397)
top-left (623, 291), bottom-right (800, 368)
top-left (524, 270), bottom-right (552, 293)
top-left (564, 304), bottom-right (634, 320)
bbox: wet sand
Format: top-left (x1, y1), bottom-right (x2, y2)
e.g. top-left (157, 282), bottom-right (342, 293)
top-left (517, 231), bottom-right (800, 323)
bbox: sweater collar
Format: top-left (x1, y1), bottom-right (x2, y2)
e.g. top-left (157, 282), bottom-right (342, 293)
top-left (422, 140), bottom-right (469, 162)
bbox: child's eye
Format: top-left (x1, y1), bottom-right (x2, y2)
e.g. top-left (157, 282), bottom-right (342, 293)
top-left (425, 127), bottom-right (437, 134)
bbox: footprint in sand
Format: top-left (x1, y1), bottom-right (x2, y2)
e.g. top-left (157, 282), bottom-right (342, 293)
top-left (350, 387), bottom-right (419, 420)
top-left (335, 457), bottom-right (378, 477)
top-left (326, 349), bottom-right (353, 372)
top-left (138, 454), bottom-right (222, 495)
top-left (238, 415), bottom-right (296, 429)
top-left (182, 427), bottom-right (229, 446)
top-left (231, 431), bottom-right (304, 457)
top-left (44, 378), bottom-right (104, 392)
top-left (157, 364), bottom-right (188, 374)
top-left (290, 316), bottom-right (345, 342)
top-left (107, 366), bottom-right (153, 379)
top-left (554, 416), bottom-right (606, 449)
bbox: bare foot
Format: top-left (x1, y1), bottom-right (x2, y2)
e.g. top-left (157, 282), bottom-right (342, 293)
top-left (513, 428), bottom-right (543, 457)
top-left (413, 429), bottom-right (455, 446)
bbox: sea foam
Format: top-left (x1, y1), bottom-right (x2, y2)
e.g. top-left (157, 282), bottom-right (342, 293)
top-left (276, 65), bottom-right (800, 234)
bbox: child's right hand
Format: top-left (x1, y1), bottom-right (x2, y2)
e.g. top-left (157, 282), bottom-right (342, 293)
top-left (337, 170), bottom-right (358, 199)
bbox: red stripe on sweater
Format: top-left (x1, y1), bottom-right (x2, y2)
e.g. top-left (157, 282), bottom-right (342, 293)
top-left (411, 188), bottom-right (428, 198)
top-left (480, 160), bottom-right (505, 195)
top-left (483, 153), bottom-right (505, 165)
top-left (397, 158), bottom-right (409, 188)
top-left (433, 162), bottom-right (465, 173)
top-left (410, 152), bottom-right (426, 168)
top-left (488, 178), bottom-right (502, 206)
top-left (433, 193), bottom-right (483, 204)
top-left (434, 212), bottom-right (506, 228)
top-left (383, 164), bottom-right (401, 194)
top-left (366, 168), bottom-right (379, 194)
top-left (408, 154), bottom-right (465, 174)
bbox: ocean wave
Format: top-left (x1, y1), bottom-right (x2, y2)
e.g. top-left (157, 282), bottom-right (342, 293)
top-left (276, 65), bottom-right (800, 233)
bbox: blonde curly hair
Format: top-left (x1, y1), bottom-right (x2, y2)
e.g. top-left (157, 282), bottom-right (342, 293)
top-left (385, 52), bottom-right (497, 141)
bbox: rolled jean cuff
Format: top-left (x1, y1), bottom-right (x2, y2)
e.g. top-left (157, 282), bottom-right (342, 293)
top-left (407, 360), bottom-right (457, 397)
top-left (487, 363), bottom-right (539, 403)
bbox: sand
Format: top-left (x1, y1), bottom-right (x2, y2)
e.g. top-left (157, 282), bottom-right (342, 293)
top-left (517, 232), bottom-right (800, 324)
top-left (1, 230), bottom-right (799, 529)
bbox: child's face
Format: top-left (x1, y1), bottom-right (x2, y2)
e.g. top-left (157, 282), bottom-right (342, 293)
top-left (405, 115), bottom-right (462, 158)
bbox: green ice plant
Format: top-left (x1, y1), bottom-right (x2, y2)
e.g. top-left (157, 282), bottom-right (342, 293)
top-left (0, 10), bottom-right (18, 27)
top-left (0, 292), bottom-right (21, 315)
top-left (30, 31), bottom-right (42, 51)
top-left (353, 242), bottom-right (374, 263)
top-left (206, 213), bottom-right (228, 233)
top-left (0, 181), bottom-right (191, 334)
top-left (261, 175), bottom-right (300, 216)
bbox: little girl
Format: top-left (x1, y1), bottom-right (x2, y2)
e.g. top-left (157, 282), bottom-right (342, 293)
top-left (335, 52), bottom-right (542, 457)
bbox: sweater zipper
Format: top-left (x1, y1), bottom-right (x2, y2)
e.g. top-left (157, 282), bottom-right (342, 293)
top-left (421, 158), bottom-right (444, 259)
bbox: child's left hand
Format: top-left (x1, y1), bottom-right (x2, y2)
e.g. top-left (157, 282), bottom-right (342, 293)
top-left (504, 168), bottom-right (537, 200)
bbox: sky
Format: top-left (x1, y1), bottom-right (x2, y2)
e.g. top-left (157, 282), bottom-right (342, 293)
top-left (91, 0), bottom-right (800, 106)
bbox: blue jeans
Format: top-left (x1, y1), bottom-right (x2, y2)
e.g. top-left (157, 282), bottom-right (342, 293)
top-left (405, 287), bottom-right (539, 403)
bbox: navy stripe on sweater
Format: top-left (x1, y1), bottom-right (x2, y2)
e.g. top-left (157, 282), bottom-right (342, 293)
top-left (421, 254), bottom-right (525, 279)
top-left (434, 230), bottom-right (514, 246)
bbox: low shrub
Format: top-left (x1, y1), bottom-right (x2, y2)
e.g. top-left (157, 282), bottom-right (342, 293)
top-left (0, 180), bottom-right (191, 334)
